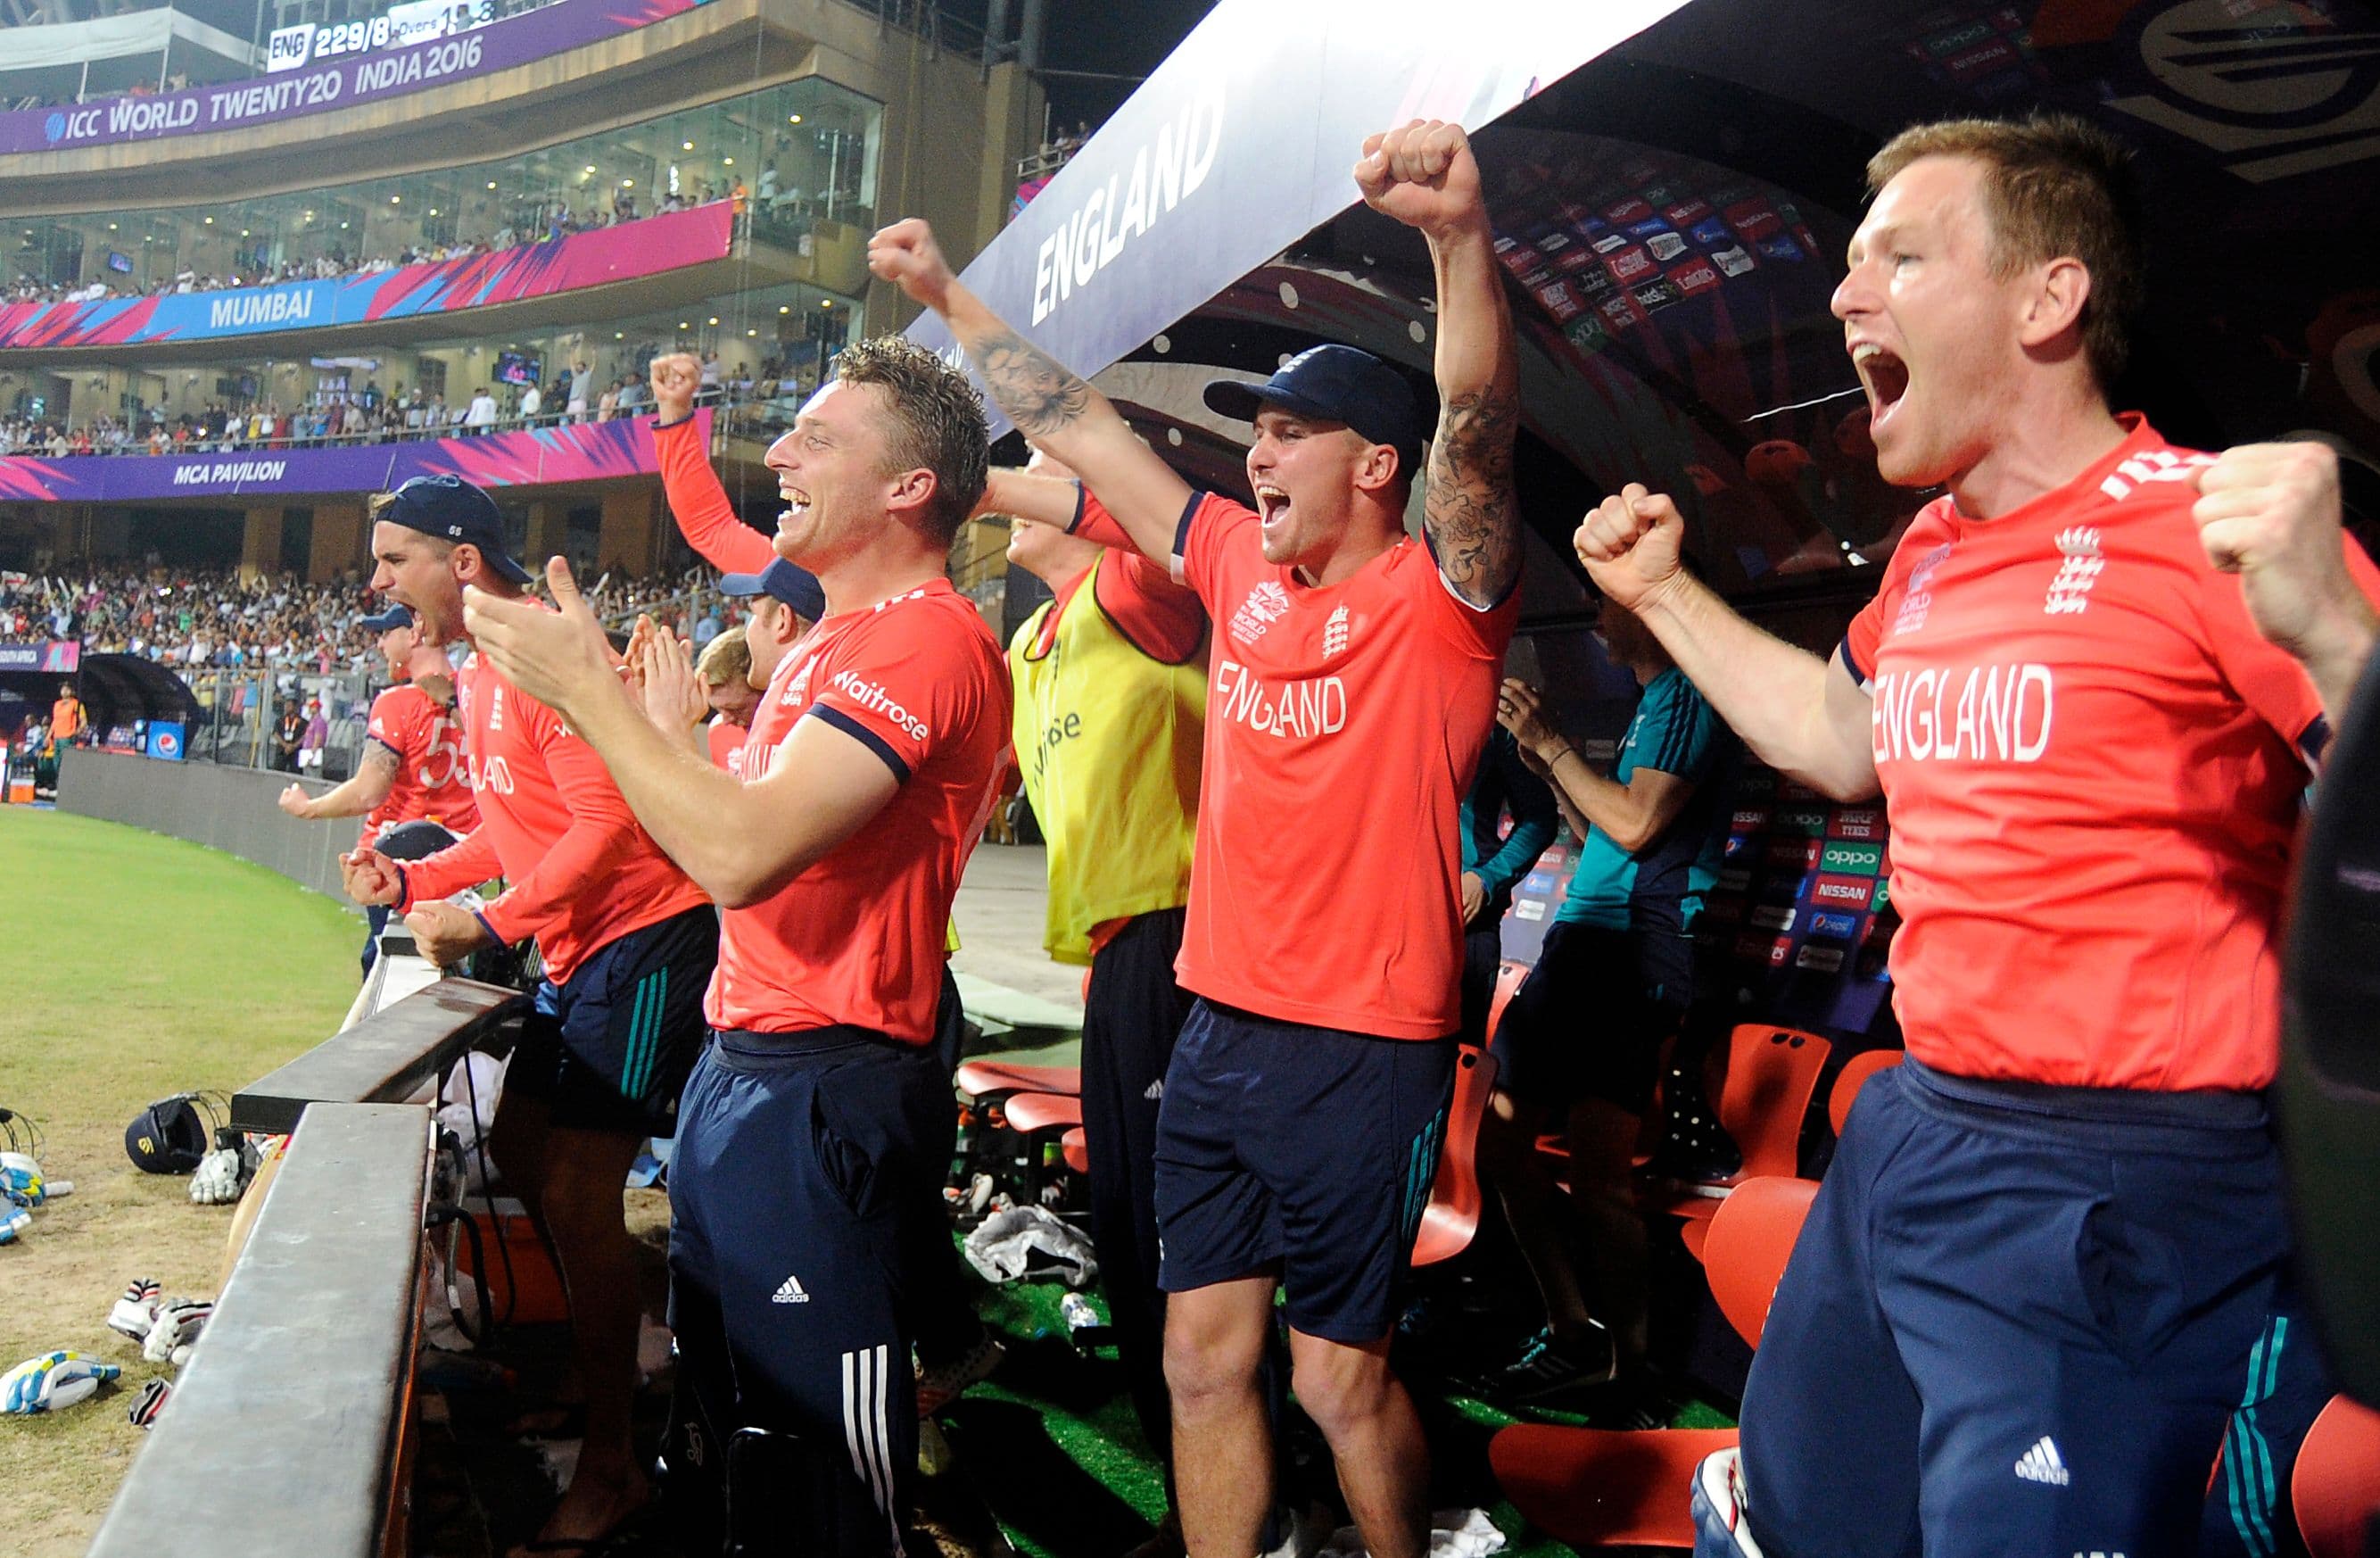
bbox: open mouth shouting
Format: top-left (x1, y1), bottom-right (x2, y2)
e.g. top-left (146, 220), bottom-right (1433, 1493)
top-left (1851, 340), bottom-right (1911, 443)
top-left (778, 483), bottom-right (812, 531)
top-left (1255, 484), bottom-right (1291, 532)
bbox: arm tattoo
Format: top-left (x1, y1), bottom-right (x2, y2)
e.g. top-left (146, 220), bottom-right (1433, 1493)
top-left (973, 329), bottom-right (1093, 440)
top-left (364, 743), bottom-right (401, 782)
top-left (1424, 385), bottom-right (1522, 608)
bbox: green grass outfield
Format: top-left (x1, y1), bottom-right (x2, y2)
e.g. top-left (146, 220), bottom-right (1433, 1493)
top-left (0, 807), bottom-right (359, 1558)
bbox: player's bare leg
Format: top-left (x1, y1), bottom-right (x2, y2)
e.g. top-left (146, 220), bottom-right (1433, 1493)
top-left (1166, 1276), bottom-right (1276, 1558)
top-left (512, 1125), bottom-right (649, 1556)
top-left (1288, 1328), bottom-right (1429, 1558)
top-left (1478, 1091), bottom-right (1599, 1342)
top-left (1566, 1095), bottom-right (1649, 1363)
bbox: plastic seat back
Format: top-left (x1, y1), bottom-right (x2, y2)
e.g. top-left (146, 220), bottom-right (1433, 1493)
top-left (1486, 958), bottom-right (1530, 1039)
top-left (2294, 1395), bottom-right (2380, 1558)
top-left (1827, 1048), bottom-right (1904, 1136)
top-left (1718, 1024), bottom-right (1832, 1181)
top-left (1411, 1045), bottom-right (1499, 1268)
top-left (954, 1059), bottom-right (1082, 1100)
top-left (1703, 1176), bottom-right (1819, 1348)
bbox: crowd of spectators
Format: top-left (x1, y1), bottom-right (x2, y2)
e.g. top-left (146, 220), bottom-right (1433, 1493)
top-left (0, 562), bottom-right (738, 675)
top-left (0, 349), bottom-right (824, 460)
top-left (2, 194), bottom-right (732, 312)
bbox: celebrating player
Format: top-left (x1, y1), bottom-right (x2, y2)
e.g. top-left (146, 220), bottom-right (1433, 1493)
top-left (1566, 114), bottom-right (2380, 1557)
top-left (983, 447), bottom-right (1208, 1539)
top-left (463, 336), bottom-right (1009, 1556)
top-left (278, 602), bottom-right (476, 972)
top-left (872, 118), bottom-right (1521, 1558)
top-left (340, 475), bottom-right (716, 1558)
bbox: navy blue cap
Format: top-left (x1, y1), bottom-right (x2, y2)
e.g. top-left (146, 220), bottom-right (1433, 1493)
top-left (719, 558), bottom-right (825, 621)
top-left (1202, 345), bottom-right (1426, 477)
top-left (382, 474), bottom-right (533, 586)
top-left (359, 603), bottom-right (415, 633)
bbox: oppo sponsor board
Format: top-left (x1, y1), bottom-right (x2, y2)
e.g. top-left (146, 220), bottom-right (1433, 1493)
top-left (0, 0), bottom-right (697, 155)
top-left (0, 411), bottom-right (691, 502)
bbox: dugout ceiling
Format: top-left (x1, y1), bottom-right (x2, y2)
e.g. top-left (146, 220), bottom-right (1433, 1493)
top-left (1084, 0), bottom-right (2380, 617)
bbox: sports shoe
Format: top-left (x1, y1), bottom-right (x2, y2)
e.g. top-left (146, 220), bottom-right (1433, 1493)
top-left (914, 1331), bottom-right (1004, 1417)
top-left (1493, 1322), bottom-right (1619, 1402)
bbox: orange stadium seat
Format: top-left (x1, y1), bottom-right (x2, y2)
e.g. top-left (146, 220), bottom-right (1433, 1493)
top-left (1827, 1048), bottom-right (1905, 1137)
top-left (2293, 1395), bottom-right (2380, 1558)
top-left (1656, 1024), bottom-right (1830, 1262)
top-left (1490, 1175), bottom-right (1817, 1548)
top-left (954, 1059), bottom-right (1082, 1101)
top-left (1411, 1045), bottom-right (1500, 1269)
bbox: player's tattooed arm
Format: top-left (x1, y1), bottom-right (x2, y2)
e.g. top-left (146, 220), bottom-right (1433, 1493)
top-left (867, 217), bottom-right (1192, 563)
top-left (1425, 384), bottom-right (1522, 608)
top-left (972, 329), bottom-right (1092, 441)
top-left (1356, 120), bottom-right (1522, 609)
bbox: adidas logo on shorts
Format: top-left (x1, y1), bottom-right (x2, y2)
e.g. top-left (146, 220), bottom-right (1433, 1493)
top-left (2014, 1436), bottom-right (2070, 1487)
top-left (1144, 1080), bottom-right (1163, 1101)
top-left (772, 1274), bottom-right (810, 1305)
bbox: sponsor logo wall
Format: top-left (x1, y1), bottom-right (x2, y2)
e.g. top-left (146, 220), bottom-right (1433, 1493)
top-left (0, 642), bottom-right (81, 672)
top-left (0, 0), bottom-right (696, 155)
top-left (0, 203), bottom-right (731, 350)
top-left (0, 410), bottom-right (691, 501)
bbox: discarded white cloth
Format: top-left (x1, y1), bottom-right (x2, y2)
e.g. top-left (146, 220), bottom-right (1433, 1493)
top-left (1315, 1508), bottom-right (1507, 1558)
top-left (961, 1204), bottom-right (1098, 1287)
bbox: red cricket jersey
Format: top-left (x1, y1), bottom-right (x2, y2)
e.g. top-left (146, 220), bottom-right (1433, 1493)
top-left (707, 578), bottom-right (1011, 1041)
top-left (401, 649), bottom-right (709, 983)
top-left (653, 411), bottom-right (775, 574)
top-left (1842, 415), bottom-right (2380, 1091)
top-left (707, 717), bottom-right (748, 774)
top-left (361, 683), bottom-right (479, 845)
top-left (1123, 491), bottom-right (1516, 1039)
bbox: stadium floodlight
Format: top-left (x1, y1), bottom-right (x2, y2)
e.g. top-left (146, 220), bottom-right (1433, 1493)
top-left (707, 317), bottom-right (718, 325)
top-left (723, 157), bottom-right (734, 166)
top-left (778, 305), bottom-right (789, 314)
top-left (682, 141), bottom-right (694, 151)
top-left (486, 182), bottom-right (497, 190)
top-left (789, 115), bottom-right (802, 124)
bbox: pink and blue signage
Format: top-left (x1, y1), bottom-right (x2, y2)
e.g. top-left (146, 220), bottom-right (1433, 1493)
top-left (0, 410), bottom-right (701, 502)
top-left (0, 203), bottom-right (732, 351)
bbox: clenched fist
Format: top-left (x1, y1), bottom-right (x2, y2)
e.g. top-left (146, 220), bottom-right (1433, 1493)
top-left (649, 352), bottom-right (701, 423)
top-left (1353, 120), bottom-right (1485, 239)
top-left (2193, 441), bottom-right (2373, 659)
top-left (867, 219), bottom-right (958, 311)
top-left (1574, 485), bottom-right (1689, 613)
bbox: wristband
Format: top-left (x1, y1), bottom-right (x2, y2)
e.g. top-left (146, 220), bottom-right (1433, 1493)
top-left (1545, 744), bottom-right (1576, 767)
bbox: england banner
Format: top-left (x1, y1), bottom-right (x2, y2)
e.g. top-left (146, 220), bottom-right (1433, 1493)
top-left (905, 0), bottom-right (1698, 433)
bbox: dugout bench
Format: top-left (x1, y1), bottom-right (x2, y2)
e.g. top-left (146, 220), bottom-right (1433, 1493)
top-left (88, 979), bottom-right (529, 1558)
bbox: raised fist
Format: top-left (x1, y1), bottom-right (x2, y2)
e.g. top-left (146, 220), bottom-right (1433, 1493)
top-left (1353, 120), bottom-right (1485, 239)
top-left (2193, 440), bottom-right (2372, 658)
top-left (1573, 485), bottom-right (1688, 613)
top-left (649, 352), bottom-right (701, 423)
top-left (867, 219), bottom-right (957, 311)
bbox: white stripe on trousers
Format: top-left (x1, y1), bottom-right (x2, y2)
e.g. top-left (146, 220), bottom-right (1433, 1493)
top-left (841, 1344), bottom-right (904, 1555)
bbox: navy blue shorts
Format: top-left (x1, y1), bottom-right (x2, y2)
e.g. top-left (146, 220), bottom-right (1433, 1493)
top-left (1489, 919), bottom-right (1690, 1116)
top-left (1730, 1056), bottom-right (2289, 1558)
top-left (509, 905), bottom-right (717, 1137)
top-left (669, 1028), bottom-right (949, 1554)
top-left (1153, 999), bottom-right (1456, 1344)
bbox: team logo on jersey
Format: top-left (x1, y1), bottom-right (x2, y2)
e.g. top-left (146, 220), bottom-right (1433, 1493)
top-left (1322, 606), bottom-right (1351, 659)
top-left (2045, 527), bottom-right (2104, 617)
top-left (780, 655), bottom-right (816, 708)
top-left (1891, 543), bottom-right (1953, 639)
top-left (1227, 581), bottom-right (1293, 646)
